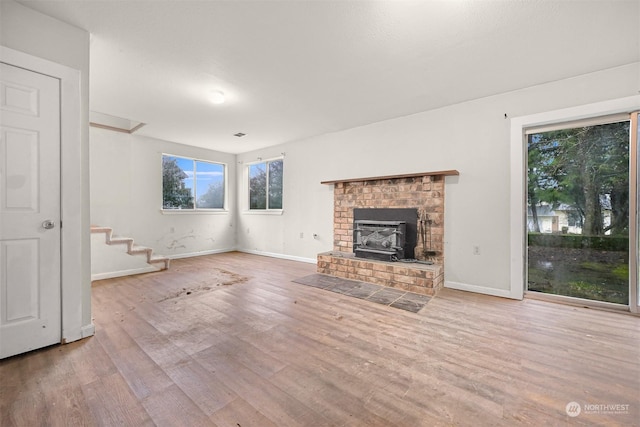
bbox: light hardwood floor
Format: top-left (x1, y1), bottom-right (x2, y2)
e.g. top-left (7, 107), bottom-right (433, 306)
top-left (1, 252), bottom-right (639, 426)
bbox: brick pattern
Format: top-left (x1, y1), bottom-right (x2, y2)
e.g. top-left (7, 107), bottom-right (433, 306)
top-left (332, 175), bottom-right (444, 264)
top-left (317, 252), bottom-right (444, 296)
top-left (318, 174), bottom-right (447, 296)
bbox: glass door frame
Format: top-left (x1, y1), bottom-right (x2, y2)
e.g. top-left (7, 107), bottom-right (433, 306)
top-left (630, 113), bottom-right (639, 314)
top-left (509, 97), bottom-right (640, 314)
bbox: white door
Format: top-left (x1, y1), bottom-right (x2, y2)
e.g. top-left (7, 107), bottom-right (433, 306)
top-left (0, 62), bottom-right (61, 358)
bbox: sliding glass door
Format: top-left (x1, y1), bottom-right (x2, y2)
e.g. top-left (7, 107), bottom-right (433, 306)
top-left (526, 116), bottom-right (636, 308)
top-left (633, 113), bottom-right (639, 313)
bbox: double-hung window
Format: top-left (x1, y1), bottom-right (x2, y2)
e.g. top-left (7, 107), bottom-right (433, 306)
top-left (248, 158), bottom-right (283, 210)
top-left (162, 154), bottom-right (226, 210)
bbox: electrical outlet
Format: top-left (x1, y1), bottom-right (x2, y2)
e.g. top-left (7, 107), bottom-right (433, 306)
top-left (299, 232), bottom-right (304, 238)
top-left (473, 245), bottom-right (480, 255)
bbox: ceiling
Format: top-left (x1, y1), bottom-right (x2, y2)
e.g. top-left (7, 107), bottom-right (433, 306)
top-left (18, 0), bottom-right (640, 154)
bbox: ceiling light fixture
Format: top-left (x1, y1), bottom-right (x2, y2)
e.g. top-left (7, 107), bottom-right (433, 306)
top-left (209, 90), bottom-right (225, 104)
top-left (234, 132), bottom-right (246, 137)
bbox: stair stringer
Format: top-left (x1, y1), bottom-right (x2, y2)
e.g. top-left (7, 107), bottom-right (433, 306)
top-left (90, 226), bottom-right (170, 279)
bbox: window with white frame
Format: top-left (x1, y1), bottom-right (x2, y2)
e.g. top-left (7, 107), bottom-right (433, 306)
top-left (162, 154), bottom-right (226, 210)
top-left (248, 158), bottom-right (283, 210)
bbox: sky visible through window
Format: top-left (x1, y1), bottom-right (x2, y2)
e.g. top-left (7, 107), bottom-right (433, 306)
top-left (249, 163), bottom-right (266, 180)
top-left (163, 155), bottom-right (225, 209)
top-left (194, 161), bottom-right (224, 203)
top-left (170, 157), bottom-right (222, 196)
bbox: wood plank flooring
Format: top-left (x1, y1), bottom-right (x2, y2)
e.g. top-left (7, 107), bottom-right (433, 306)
top-left (1, 252), bottom-right (639, 426)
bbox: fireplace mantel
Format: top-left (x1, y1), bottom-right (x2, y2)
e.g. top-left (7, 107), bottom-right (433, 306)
top-left (320, 170), bottom-right (459, 185)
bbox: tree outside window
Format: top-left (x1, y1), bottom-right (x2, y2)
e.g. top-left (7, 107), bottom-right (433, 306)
top-left (526, 120), bottom-right (630, 304)
top-left (162, 155), bottom-right (225, 210)
top-left (527, 121), bottom-right (629, 236)
top-left (249, 159), bottom-right (283, 210)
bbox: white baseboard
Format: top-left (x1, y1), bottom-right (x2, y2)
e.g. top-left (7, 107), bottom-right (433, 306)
top-left (238, 248), bottom-right (316, 264)
top-left (167, 247), bottom-right (235, 260)
top-left (91, 249), bottom-right (236, 281)
top-left (81, 323), bottom-right (96, 338)
top-left (91, 266), bottom-right (158, 281)
top-left (445, 280), bottom-right (520, 300)
top-left (62, 322), bottom-right (95, 343)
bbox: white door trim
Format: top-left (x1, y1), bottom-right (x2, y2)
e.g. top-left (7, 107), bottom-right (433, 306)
top-left (509, 95), bottom-right (640, 301)
top-left (0, 45), bottom-right (94, 342)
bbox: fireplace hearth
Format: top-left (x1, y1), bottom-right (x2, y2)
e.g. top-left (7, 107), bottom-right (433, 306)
top-left (319, 171), bottom-right (458, 296)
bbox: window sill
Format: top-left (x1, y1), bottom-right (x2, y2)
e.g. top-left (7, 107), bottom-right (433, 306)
top-left (242, 209), bottom-right (284, 216)
top-left (161, 209), bottom-right (229, 215)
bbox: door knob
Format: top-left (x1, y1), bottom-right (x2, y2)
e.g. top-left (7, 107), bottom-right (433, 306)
top-left (42, 220), bottom-right (55, 229)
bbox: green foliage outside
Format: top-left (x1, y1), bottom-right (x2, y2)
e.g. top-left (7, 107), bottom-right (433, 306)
top-left (268, 160), bottom-right (283, 209)
top-left (249, 163), bottom-right (267, 209)
top-left (197, 181), bottom-right (224, 209)
top-left (528, 121), bottom-right (629, 236)
top-left (528, 233), bottom-right (628, 251)
top-left (162, 157), bottom-right (193, 209)
top-left (527, 121), bottom-right (630, 305)
top-left (250, 160), bottom-right (283, 209)
top-left (527, 246), bottom-right (629, 304)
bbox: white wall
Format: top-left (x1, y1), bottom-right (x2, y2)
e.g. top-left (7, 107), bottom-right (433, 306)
top-left (90, 128), bottom-right (236, 259)
top-left (235, 151), bottom-right (334, 262)
top-left (237, 63), bottom-right (640, 296)
top-left (1, 0), bottom-right (92, 339)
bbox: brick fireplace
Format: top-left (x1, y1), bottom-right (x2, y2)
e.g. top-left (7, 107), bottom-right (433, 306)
top-left (318, 171), bottom-right (458, 296)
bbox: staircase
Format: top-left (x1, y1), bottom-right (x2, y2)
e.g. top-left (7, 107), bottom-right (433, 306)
top-left (90, 225), bottom-right (170, 271)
